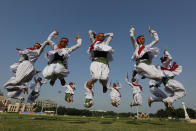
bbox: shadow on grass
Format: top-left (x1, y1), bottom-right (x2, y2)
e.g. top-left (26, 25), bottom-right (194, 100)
top-left (126, 121), bottom-right (142, 125)
top-left (126, 121), bottom-right (165, 126)
top-left (68, 121), bottom-right (89, 124)
top-left (100, 121), bottom-right (114, 124)
top-left (139, 121), bottom-right (165, 125)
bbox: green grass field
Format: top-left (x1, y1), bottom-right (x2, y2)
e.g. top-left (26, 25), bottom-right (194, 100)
top-left (0, 113), bottom-right (196, 131)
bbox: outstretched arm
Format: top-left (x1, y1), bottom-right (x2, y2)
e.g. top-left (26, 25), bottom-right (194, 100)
top-left (147, 29), bottom-right (159, 48)
top-left (88, 30), bottom-right (96, 42)
top-left (130, 26), bottom-right (137, 49)
top-left (104, 33), bottom-right (114, 45)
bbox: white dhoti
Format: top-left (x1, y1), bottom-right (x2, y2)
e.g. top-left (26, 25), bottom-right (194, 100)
top-left (90, 61), bottom-right (109, 80)
top-left (43, 63), bottom-right (69, 80)
top-left (3, 61), bottom-right (35, 88)
top-left (133, 93), bottom-right (142, 105)
top-left (163, 79), bottom-right (186, 103)
top-left (135, 63), bottom-right (163, 80)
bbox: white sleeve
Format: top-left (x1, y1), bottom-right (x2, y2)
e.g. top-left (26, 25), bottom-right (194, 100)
top-left (146, 29), bottom-right (159, 48)
top-left (130, 27), bottom-right (137, 49)
top-left (42, 80), bottom-right (47, 84)
top-left (88, 30), bottom-right (96, 43)
top-left (69, 38), bottom-right (82, 52)
top-left (104, 33), bottom-right (114, 45)
top-left (37, 41), bottom-right (49, 56)
top-left (48, 40), bottom-right (57, 50)
top-left (47, 31), bottom-right (58, 41)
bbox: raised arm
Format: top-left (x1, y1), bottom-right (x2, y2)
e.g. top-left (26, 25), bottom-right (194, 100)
top-left (117, 82), bottom-right (122, 89)
top-left (88, 30), bottom-right (96, 42)
top-left (125, 73), bottom-right (132, 86)
top-left (37, 41), bottom-right (49, 56)
top-left (125, 77), bottom-right (132, 86)
top-left (164, 50), bottom-right (172, 61)
top-left (47, 30), bottom-right (59, 41)
top-left (47, 31), bottom-right (59, 50)
top-left (130, 27), bottom-right (137, 49)
top-left (69, 37), bottom-right (82, 52)
top-left (147, 29), bottom-right (159, 48)
top-left (104, 33), bottom-right (114, 45)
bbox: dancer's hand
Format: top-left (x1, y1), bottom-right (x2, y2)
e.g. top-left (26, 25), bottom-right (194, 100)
top-left (130, 25), bottom-right (135, 34)
top-left (75, 33), bottom-right (80, 39)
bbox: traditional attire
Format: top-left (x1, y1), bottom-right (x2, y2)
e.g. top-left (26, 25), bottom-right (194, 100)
top-left (43, 31), bottom-right (82, 83)
top-left (3, 33), bottom-right (51, 88)
top-left (108, 82), bottom-right (122, 107)
top-left (84, 82), bottom-right (94, 108)
top-left (63, 84), bottom-right (75, 103)
top-left (125, 76), bottom-right (142, 106)
top-left (88, 30), bottom-right (114, 87)
top-left (130, 27), bottom-right (163, 80)
top-left (27, 77), bottom-right (47, 104)
top-left (160, 51), bottom-right (186, 104)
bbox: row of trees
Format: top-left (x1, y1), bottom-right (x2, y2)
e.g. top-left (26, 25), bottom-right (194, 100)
top-left (35, 106), bottom-right (196, 119)
top-left (150, 108), bottom-right (196, 119)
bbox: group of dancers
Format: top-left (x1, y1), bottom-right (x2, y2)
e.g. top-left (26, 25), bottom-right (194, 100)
top-left (2, 26), bottom-right (186, 110)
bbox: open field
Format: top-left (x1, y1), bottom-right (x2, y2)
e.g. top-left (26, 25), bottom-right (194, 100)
top-left (0, 113), bottom-right (196, 131)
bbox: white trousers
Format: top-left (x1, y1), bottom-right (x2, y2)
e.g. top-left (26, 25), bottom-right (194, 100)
top-left (163, 79), bottom-right (186, 103)
top-left (90, 61), bottom-right (109, 80)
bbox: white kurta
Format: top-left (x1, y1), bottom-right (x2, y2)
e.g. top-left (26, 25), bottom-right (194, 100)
top-left (43, 32), bottom-right (82, 80)
top-left (130, 27), bottom-right (163, 80)
top-left (125, 77), bottom-right (142, 105)
top-left (88, 30), bottom-right (114, 80)
top-left (108, 82), bottom-right (122, 103)
top-left (63, 84), bottom-right (75, 94)
top-left (161, 51), bottom-right (182, 77)
top-left (160, 51), bottom-right (186, 103)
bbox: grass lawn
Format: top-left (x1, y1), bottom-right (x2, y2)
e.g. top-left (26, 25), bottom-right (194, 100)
top-left (0, 113), bottom-right (196, 131)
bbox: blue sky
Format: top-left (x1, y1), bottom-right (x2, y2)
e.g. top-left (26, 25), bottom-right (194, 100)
top-left (0, 0), bottom-right (196, 113)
